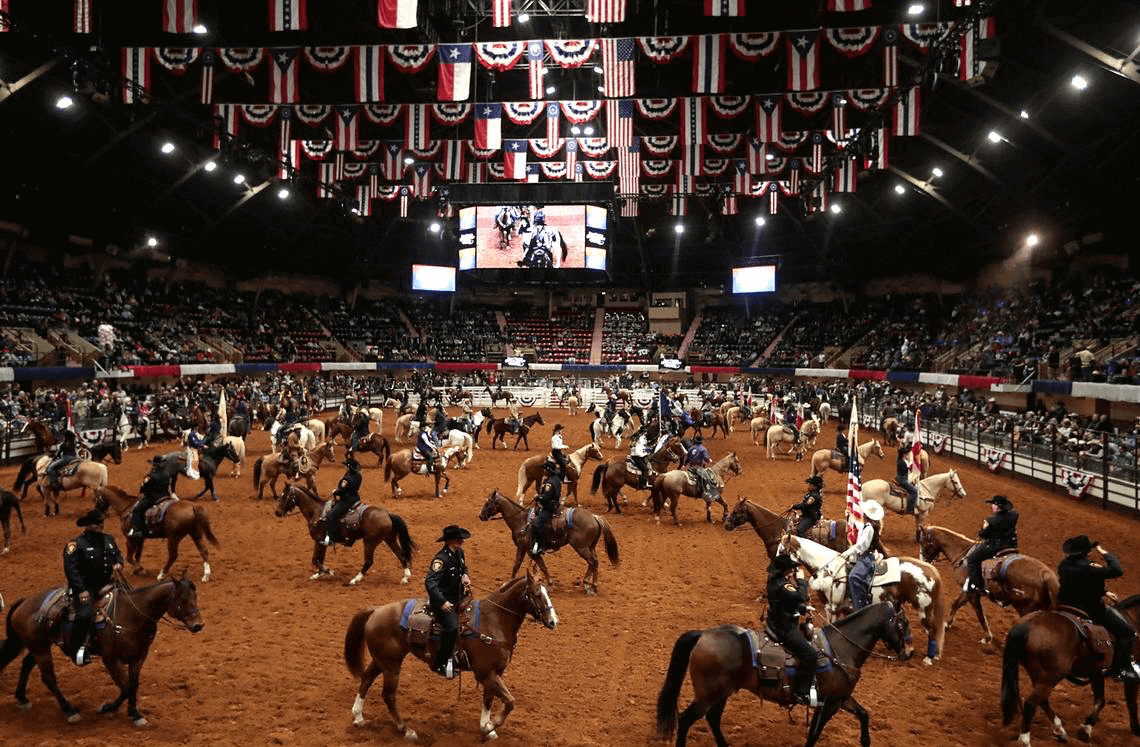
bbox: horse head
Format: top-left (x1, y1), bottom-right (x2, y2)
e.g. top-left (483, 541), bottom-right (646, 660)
top-left (917, 526), bottom-right (941, 563)
top-left (223, 442), bottom-right (240, 464)
top-left (723, 498), bottom-right (750, 531)
top-left (168, 577), bottom-right (205, 633)
top-left (777, 532), bottom-right (800, 559)
top-left (947, 469), bottom-right (966, 498)
top-left (522, 569), bottom-right (558, 630)
top-left (274, 485), bottom-right (298, 518)
top-left (883, 602), bottom-right (914, 660)
top-left (726, 452), bottom-right (743, 475)
top-left (478, 491), bottom-right (504, 521)
top-left (92, 489), bottom-right (110, 514)
top-left (871, 440), bottom-right (884, 459)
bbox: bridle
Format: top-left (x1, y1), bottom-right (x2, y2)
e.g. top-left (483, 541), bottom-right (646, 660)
top-left (823, 604), bottom-right (910, 665)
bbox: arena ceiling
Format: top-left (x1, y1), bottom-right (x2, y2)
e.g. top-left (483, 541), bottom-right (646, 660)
top-left (0, 0), bottom-right (1138, 291)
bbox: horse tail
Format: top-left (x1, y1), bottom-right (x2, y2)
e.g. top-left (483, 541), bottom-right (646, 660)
top-left (0, 598), bottom-right (27, 670)
top-left (343, 608), bottom-right (375, 680)
top-left (589, 464), bottom-right (606, 495)
top-left (252, 458), bottom-right (262, 490)
top-left (485, 416), bottom-right (494, 434)
top-left (195, 505), bottom-right (220, 547)
top-left (389, 513), bottom-right (415, 566)
top-left (1043, 570), bottom-right (1059, 610)
top-left (597, 517), bottom-right (619, 566)
top-left (649, 477), bottom-right (662, 513)
top-left (383, 456), bottom-right (392, 483)
top-left (11, 493), bottom-right (25, 533)
top-left (1001, 619), bottom-right (1029, 725)
top-left (655, 629), bottom-right (702, 740)
top-left (13, 457), bottom-right (36, 491)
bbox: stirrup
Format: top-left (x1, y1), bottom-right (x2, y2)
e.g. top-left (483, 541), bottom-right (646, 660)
top-left (74, 646), bottom-right (89, 667)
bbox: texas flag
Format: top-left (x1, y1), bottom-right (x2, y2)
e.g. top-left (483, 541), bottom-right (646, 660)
top-left (474, 103), bottom-right (502, 150)
top-left (378, 0), bottom-right (417, 29)
top-left (437, 44), bottom-right (472, 101)
top-left (787, 31), bottom-right (821, 91)
top-left (504, 139), bottom-right (528, 180)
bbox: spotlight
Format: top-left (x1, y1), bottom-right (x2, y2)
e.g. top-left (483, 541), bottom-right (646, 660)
top-left (1070, 74), bottom-right (1088, 90)
top-left (160, 142), bottom-right (176, 154)
top-left (674, 223), bottom-right (684, 234)
top-left (829, 203), bottom-right (842, 214)
top-left (429, 222), bottom-right (441, 233)
top-left (583, 126), bottom-right (594, 135)
top-left (1020, 109), bottom-right (1030, 119)
top-left (754, 216), bottom-right (766, 227)
top-left (277, 188), bottom-right (289, 199)
top-left (403, 156), bottom-right (414, 165)
top-left (931, 166), bottom-right (943, 178)
top-left (1026, 233), bottom-right (1039, 247)
top-left (570, 125), bottom-right (581, 135)
top-left (233, 173), bottom-right (246, 184)
top-left (987, 130), bottom-right (1003, 143)
top-left (545, 85), bottom-right (555, 95)
top-left (907, 3), bottom-right (925, 15)
top-left (146, 237), bottom-right (158, 247)
top-left (894, 184), bottom-right (906, 195)
top-left (593, 65), bottom-right (603, 74)
top-left (192, 24), bottom-right (208, 35)
top-left (596, 85), bottom-right (605, 92)
top-left (350, 207), bottom-right (360, 215)
top-left (55, 95), bottom-right (74, 110)
top-left (518, 12), bottom-right (530, 22)
top-left (204, 161), bottom-right (218, 172)
top-left (766, 152), bottom-right (775, 161)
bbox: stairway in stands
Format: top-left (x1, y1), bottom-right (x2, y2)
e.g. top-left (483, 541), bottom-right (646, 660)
top-left (677, 312), bottom-right (702, 359)
top-left (590, 308), bottom-right (605, 364)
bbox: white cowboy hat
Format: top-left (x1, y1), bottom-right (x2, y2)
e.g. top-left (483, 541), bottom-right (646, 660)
top-left (862, 501), bottom-right (885, 522)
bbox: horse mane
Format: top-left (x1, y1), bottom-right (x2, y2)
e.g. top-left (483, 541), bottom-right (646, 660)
top-left (485, 574), bottom-right (529, 604)
top-left (829, 600), bottom-right (892, 629)
top-left (929, 524), bottom-right (971, 543)
top-left (1117, 594), bottom-right (1140, 612)
top-left (98, 484), bottom-right (136, 505)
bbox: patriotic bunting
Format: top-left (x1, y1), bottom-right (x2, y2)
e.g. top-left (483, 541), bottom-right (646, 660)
top-left (546, 39), bottom-right (597, 68)
top-left (437, 44), bottom-right (472, 101)
top-left (530, 137), bottom-right (563, 158)
top-left (431, 103), bottom-right (470, 124)
top-left (642, 183), bottom-right (669, 197)
top-left (765, 156), bottom-right (787, 175)
top-left (703, 158), bottom-right (730, 176)
top-left (721, 188), bottom-right (738, 215)
top-left (601, 38), bottom-right (636, 97)
top-left (927, 433), bottom-right (946, 454)
top-left (768, 182), bottom-right (781, 214)
top-left (387, 44), bottom-right (434, 73)
top-left (155, 47), bottom-right (200, 74)
top-left (334, 152), bottom-right (345, 180)
top-left (504, 101), bottom-right (544, 124)
top-left (683, 141), bottom-right (702, 177)
top-left (541, 162), bottom-right (567, 179)
top-left (785, 91), bottom-right (828, 114)
top-left (565, 138), bottom-right (578, 175)
top-left (341, 162), bottom-right (366, 179)
top-left (352, 140), bottom-right (380, 158)
top-left (832, 93), bottom-right (846, 138)
top-left (642, 136), bottom-right (677, 155)
top-left (278, 108), bottom-right (296, 179)
top-left (241, 104), bottom-right (277, 126)
top-left (399, 186), bottom-right (410, 217)
top-left (788, 159), bottom-right (801, 193)
top-left (362, 103), bottom-right (400, 124)
top-left (709, 95), bottom-right (750, 118)
top-left (219, 47), bottom-right (264, 72)
top-left (584, 161), bottom-right (616, 179)
top-left (1057, 468), bottom-right (1094, 499)
top-left (122, 48), bottom-right (151, 104)
top-left (756, 96), bottom-right (782, 142)
top-left (586, 0), bottom-right (626, 22)
top-left (707, 133), bottom-right (742, 153)
top-left (787, 31), bottom-right (821, 90)
top-left (729, 32), bottom-right (782, 61)
top-left (642, 160), bottom-right (672, 177)
top-left (213, 104), bottom-right (238, 149)
top-left (305, 46), bottom-right (350, 71)
top-left (637, 36), bottom-right (689, 63)
top-left (637, 98), bottom-right (678, 120)
top-left (824, 26), bottom-right (880, 57)
top-left (468, 161), bottom-right (487, 181)
top-left (527, 41), bottom-right (545, 99)
top-left (270, 0), bottom-right (307, 31)
top-left (578, 138), bottom-right (610, 157)
top-left (982, 447), bottom-right (1007, 473)
top-left (621, 198), bottom-right (638, 217)
top-left (163, 0), bottom-right (198, 34)
top-left (474, 42), bottom-right (526, 71)
top-left (807, 131), bottom-right (824, 173)
top-left (681, 97), bottom-right (705, 146)
top-left (561, 100), bottom-right (602, 123)
top-left (378, 0), bottom-right (417, 29)
top-left (474, 103), bottom-right (502, 150)
top-left (268, 48), bottom-right (300, 103)
top-left (693, 35), bottom-right (726, 94)
top-left (774, 130), bottom-right (807, 153)
top-left (296, 104), bottom-right (332, 125)
top-left (318, 163), bottom-right (335, 198)
top-left (672, 173), bottom-right (691, 215)
top-left (902, 23), bottom-right (950, 50)
top-left (847, 87), bottom-right (889, 111)
top-left (355, 46), bottom-right (384, 102)
top-left (893, 86), bottom-right (920, 136)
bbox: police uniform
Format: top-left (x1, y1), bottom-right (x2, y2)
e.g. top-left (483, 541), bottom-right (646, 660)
top-left (1057, 535), bottom-right (1140, 681)
top-left (324, 459), bottom-right (363, 545)
top-left (792, 477), bottom-right (824, 537)
top-left (766, 554), bottom-right (818, 704)
top-left (531, 469), bottom-right (562, 555)
top-left (64, 510), bottom-right (123, 665)
top-left (130, 456), bottom-right (170, 537)
top-left (426, 525), bottom-right (471, 677)
top-left (964, 496), bottom-right (1018, 594)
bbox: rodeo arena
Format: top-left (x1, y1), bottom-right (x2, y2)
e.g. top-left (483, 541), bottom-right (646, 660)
top-left (4, 3), bottom-right (1140, 747)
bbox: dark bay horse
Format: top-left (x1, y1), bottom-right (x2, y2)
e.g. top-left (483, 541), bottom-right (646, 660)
top-left (1001, 595), bottom-right (1140, 745)
top-left (478, 490), bottom-right (619, 595)
top-left (0, 577), bottom-right (204, 726)
top-left (95, 486), bottom-right (220, 582)
top-left (150, 441), bottom-right (239, 501)
top-left (275, 484), bottom-right (415, 586)
top-left (723, 498), bottom-right (848, 562)
top-left (86, 437), bottom-right (123, 465)
top-left (483, 385), bottom-right (516, 407)
top-left (487, 411), bottom-right (545, 450)
top-left (342, 571), bottom-right (558, 740)
top-left (919, 525), bottom-right (1059, 645)
top-left (655, 602), bottom-right (913, 747)
top-left (353, 432), bottom-right (392, 467)
top-left (22, 419), bottom-right (59, 453)
top-left (1, 488), bottom-right (27, 555)
top-left (589, 437), bottom-right (687, 514)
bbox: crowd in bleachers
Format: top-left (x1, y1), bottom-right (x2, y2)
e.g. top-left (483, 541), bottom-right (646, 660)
top-left (504, 307), bottom-right (592, 363)
top-left (601, 311), bottom-right (657, 363)
top-left (688, 302), bottom-right (794, 365)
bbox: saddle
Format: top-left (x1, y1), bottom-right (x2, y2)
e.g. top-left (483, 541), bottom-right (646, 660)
top-left (133, 496), bottom-right (179, 537)
top-left (688, 467), bottom-right (721, 502)
top-left (35, 586), bottom-right (116, 636)
top-left (830, 450), bottom-right (849, 470)
top-left (744, 626), bottom-right (833, 694)
top-left (623, 458), bottom-right (650, 481)
top-left (1056, 607), bottom-right (1115, 661)
top-left (400, 597), bottom-right (476, 664)
top-left (317, 500), bottom-right (367, 542)
top-left (524, 507), bottom-right (575, 548)
top-left (805, 520), bottom-right (841, 544)
top-left (980, 549), bottom-right (1020, 583)
top-left (55, 459), bottom-right (82, 478)
top-left (887, 481), bottom-right (911, 498)
top-left (840, 555), bottom-right (902, 587)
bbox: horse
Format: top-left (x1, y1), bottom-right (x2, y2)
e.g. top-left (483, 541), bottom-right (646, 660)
top-left (723, 405), bottom-right (753, 432)
top-left (252, 440), bottom-right (337, 500)
top-left (766, 419), bottom-right (821, 459)
top-left (22, 418), bottom-right (59, 453)
top-left (275, 484), bottom-right (415, 586)
top-left (516, 442), bottom-right (605, 504)
top-left (655, 601), bottom-right (914, 747)
top-left (269, 422), bottom-right (317, 453)
top-left (809, 439), bottom-right (885, 480)
top-left (305, 417), bottom-right (326, 442)
top-left (1, 488), bottom-right (27, 555)
top-left (150, 440), bottom-right (240, 502)
top-left (749, 414), bottom-right (771, 445)
top-left (689, 408), bottom-right (731, 439)
top-left (1001, 595), bottom-right (1140, 746)
top-left (565, 394), bottom-right (579, 416)
top-left (349, 431), bottom-right (391, 466)
top-left (382, 447), bottom-right (458, 498)
top-left (325, 413), bottom-right (356, 446)
top-left (440, 429), bottom-right (475, 467)
top-left (881, 416), bottom-right (900, 446)
top-left (587, 409), bottom-right (630, 450)
top-left (861, 469), bottom-right (967, 542)
top-left (85, 436), bottom-right (123, 465)
top-left (227, 414), bottom-right (250, 440)
top-left (0, 577), bottom-right (204, 726)
top-left (393, 413), bottom-right (415, 443)
top-left (222, 435), bottom-right (246, 478)
top-left (589, 437), bottom-right (688, 514)
top-left (819, 400), bottom-right (832, 423)
top-left (483, 385), bottom-right (516, 407)
top-left (724, 498), bottom-right (848, 562)
top-left (649, 452), bottom-right (744, 526)
top-left (13, 456), bottom-right (108, 517)
top-left (95, 485), bottom-right (220, 583)
top-left (487, 411), bottom-right (545, 450)
top-left (918, 525), bottom-right (1059, 645)
top-left (343, 570), bottom-right (558, 740)
top-left (779, 534), bottom-right (947, 666)
top-left (444, 387), bottom-right (474, 407)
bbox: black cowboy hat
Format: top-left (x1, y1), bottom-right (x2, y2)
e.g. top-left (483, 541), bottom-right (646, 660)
top-left (694, 435), bottom-right (704, 443)
top-left (985, 495), bottom-right (1012, 510)
top-left (553, 423), bottom-right (564, 431)
top-left (76, 509), bottom-right (105, 527)
top-left (805, 475), bottom-right (824, 486)
top-left (343, 456), bottom-right (361, 470)
top-left (436, 525), bottom-right (472, 543)
top-left (1063, 535), bottom-right (1096, 557)
top-left (767, 553), bottom-right (798, 575)
top-left (150, 454), bottom-right (166, 465)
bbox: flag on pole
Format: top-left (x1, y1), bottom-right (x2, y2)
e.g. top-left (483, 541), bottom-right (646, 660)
top-left (475, 103), bottom-right (502, 150)
top-left (912, 406), bottom-right (922, 464)
top-left (846, 398), bottom-right (863, 545)
top-left (527, 41), bottom-right (545, 99)
top-left (218, 389), bottom-right (228, 438)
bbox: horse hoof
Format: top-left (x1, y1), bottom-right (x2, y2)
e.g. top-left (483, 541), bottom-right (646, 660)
top-left (133, 716), bottom-right (149, 727)
top-left (484, 729), bottom-right (498, 741)
top-left (403, 728), bottom-right (418, 741)
top-left (17, 701), bottom-right (31, 712)
top-left (97, 702), bottom-right (116, 714)
top-left (66, 711), bottom-right (82, 724)
top-left (922, 657), bottom-right (934, 667)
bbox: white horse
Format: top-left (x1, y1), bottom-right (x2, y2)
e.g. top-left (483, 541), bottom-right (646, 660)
top-left (441, 429), bottom-right (474, 467)
top-left (749, 415), bottom-right (770, 445)
top-left (367, 407), bottom-right (385, 434)
top-left (305, 418), bottom-right (326, 442)
top-left (268, 423), bottom-right (317, 453)
top-left (818, 401), bottom-right (832, 423)
top-left (588, 411), bottom-right (630, 450)
top-left (861, 469), bottom-right (966, 542)
top-left (393, 414), bottom-right (415, 443)
top-left (224, 435), bottom-right (246, 478)
top-left (764, 419), bottom-right (820, 459)
top-left (779, 534), bottom-right (947, 666)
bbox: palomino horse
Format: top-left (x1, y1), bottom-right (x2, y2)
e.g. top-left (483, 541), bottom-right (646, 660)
top-left (589, 438), bottom-right (688, 514)
top-left (353, 432), bottom-right (393, 467)
top-left (779, 534), bottom-right (947, 666)
top-left (861, 469), bottom-right (966, 542)
top-left (722, 405), bottom-right (752, 432)
top-left (223, 435), bottom-right (246, 478)
top-left (881, 416), bottom-right (900, 446)
top-left (13, 456), bottom-right (108, 516)
top-left (650, 452), bottom-right (744, 526)
top-left (565, 394), bottom-right (579, 416)
top-left (0, 577), bottom-right (204, 726)
top-left (515, 442), bottom-right (605, 504)
top-left (919, 525), bottom-right (1059, 645)
top-left (655, 602), bottom-right (913, 747)
top-left (749, 414), bottom-right (771, 445)
top-left (809, 439), bottom-right (885, 479)
top-left (95, 486), bottom-right (220, 583)
top-left (393, 413), bottom-right (415, 443)
top-left (1001, 595), bottom-right (1140, 746)
top-left (305, 417), bottom-right (326, 442)
top-left (275, 484), bottom-right (415, 586)
top-left (765, 419), bottom-right (821, 459)
top-left (383, 447), bottom-right (459, 498)
top-left (818, 400), bottom-right (832, 423)
top-left (487, 411), bottom-right (545, 450)
top-left (723, 498), bottom-right (848, 562)
top-left (478, 490), bottom-right (620, 594)
top-left (1, 488), bottom-right (27, 555)
top-left (343, 571), bottom-right (558, 741)
top-left (252, 440), bottom-right (337, 500)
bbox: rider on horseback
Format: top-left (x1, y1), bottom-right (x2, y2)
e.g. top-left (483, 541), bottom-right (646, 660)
top-left (605, 394), bottom-right (617, 425)
top-left (766, 553), bottom-right (819, 707)
top-left (963, 495), bottom-right (1018, 595)
top-left (550, 423), bottom-right (569, 475)
top-left (508, 399), bottom-right (522, 434)
top-left (46, 428), bottom-right (79, 489)
top-left (842, 500), bottom-right (887, 611)
top-left (349, 405), bottom-right (370, 456)
top-left (322, 457), bottom-right (362, 547)
top-left (185, 425), bottom-right (204, 480)
top-left (835, 429), bottom-right (849, 471)
top-left (683, 435), bottom-right (719, 500)
top-left (426, 524), bottom-right (472, 679)
top-left (417, 424), bottom-right (439, 474)
top-left (700, 398), bottom-right (714, 428)
top-left (531, 462), bottom-right (562, 556)
top-left (629, 427), bottom-right (653, 490)
top-left (895, 446), bottom-right (918, 514)
top-left (784, 401), bottom-right (801, 445)
top-left (64, 509), bottom-right (123, 666)
top-left (128, 456), bottom-right (170, 538)
top-left (791, 476), bottom-right (824, 537)
top-left (1057, 535), bottom-right (1140, 682)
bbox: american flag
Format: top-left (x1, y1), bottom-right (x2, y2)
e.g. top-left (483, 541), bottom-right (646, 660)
top-left (787, 31), bottom-right (820, 91)
top-left (959, 16), bottom-right (996, 81)
top-left (442, 140), bottom-right (464, 180)
top-left (845, 398), bottom-right (863, 545)
top-left (318, 162), bottom-right (335, 198)
top-left (355, 45), bottom-right (384, 102)
top-left (828, 0), bottom-right (871, 10)
top-left (606, 99), bottom-right (634, 147)
top-left (493, 0), bottom-right (511, 27)
top-left (893, 86), bottom-right (920, 136)
top-left (527, 41), bottom-right (545, 99)
top-left (621, 197), bottom-right (638, 216)
top-left (74, 0), bottom-right (93, 33)
top-left (405, 103), bottom-right (429, 149)
top-left (619, 138), bottom-right (640, 195)
top-left (269, 0), bottom-right (307, 31)
top-left (882, 26), bottom-right (899, 88)
top-left (585, 0), bottom-right (625, 23)
top-left (681, 96), bottom-right (705, 145)
top-left (163, 0), bottom-right (198, 33)
top-left (704, 0), bottom-right (744, 15)
top-left (122, 48), bottom-right (151, 104)
top-left (601, 38), bottom-right (635, 97)
top-left (356, 184), bottom-right (372, 217)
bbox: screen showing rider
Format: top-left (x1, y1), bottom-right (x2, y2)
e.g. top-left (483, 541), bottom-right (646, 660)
top-left (516, 210), bottom-right (569, 269)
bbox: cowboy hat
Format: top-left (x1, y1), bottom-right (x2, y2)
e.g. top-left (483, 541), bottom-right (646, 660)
top-left (1062, 535), bottom-right (1095, 557)
top-left (76, 509), bottom-right (105, 527)
top-left (985, 495), bottom-right (1012, 510)
top-left (436, 525), bottom-right (472, 543)
top-left (767, 553), bottom-right (798, 575)
top-left (343, 456), bottom-right (361, 470)
top-left (805, 475), bottom-right (824, 486)
top-left (150, 455), bottom-right (166, 465)
top-left (862, 500), bottom-right (884, 522)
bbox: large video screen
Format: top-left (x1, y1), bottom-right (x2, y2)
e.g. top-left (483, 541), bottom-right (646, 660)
top-left (411, 264), bottom-right (456, 292)
top-left (732, 265), bottom-right (777, 294)
top-left (457, 204), bottom-right (607, 270)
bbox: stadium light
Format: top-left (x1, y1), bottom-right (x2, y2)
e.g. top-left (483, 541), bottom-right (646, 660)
top-left (277, 188), bottom-right (289, 199)
top-left (1026, 233), bottom-right (1039, 247)
top-left (1070, 74), bottom-right (1088, 90)
top-left (403, 156), bottom-right (414, 165)
top-left (55, 95), bottom-right (74, 109)
top-left (233, 173), bottom-right (246, 184)
top-left (570, 125), bottom-right (581, 135)
top-left (545, 85), bottom-right (555, 95)
top-left (987, 130), bottom-right (1003, 144)
top-left (593, 65), bottom-right (603, 74)
top-left (583, 126), bottom-right (594, 135)
top-left (754, 216), bottom-right (766, 227)
top-left (429, 222), bottom-right (441, 233)
top-left (766, 152), bottom-right (775, 161)
top-left (161, 142), bottom-right (176, 154)
top-left (907, 3), bottom-right (925, 16)
top-left (674, 222), bottom-right (685, 234)
top-left (146, 237), bottom-right (158, 247)
top-left (597, 85), bottom-right (605, 92)
top-left (1020, 109), bottom-right (1030, 119)
top-left (203, 161), bottom-right (217, 172)
top-left (894, 184), bottom-right (906, 195)
top-left (829, 203), bottom-right (842, 214)
top-left (518, 13), bottom-right (530, 22)
top-left (931, 166), bottom-right (943, 178)
top-left (192, 24), bottom-right (208, 35)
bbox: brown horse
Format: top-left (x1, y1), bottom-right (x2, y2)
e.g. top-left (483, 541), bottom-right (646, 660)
top-left (0, 577), bottom-right (204, 726)
top-left (808, 439), bottom-right (884, 479)
top-left (252, 440), bottom-right (336, 499)
top-left (21, 419), bottom-right (59, 453)
top-left (688, 408), bottom-right (731, 439)
top-left (352, 432), bottom-right (392, 467)
top-left (655, 602), bottom-right (914, 747)
top-left (649, 452), bottom-right (743, 526)
top-left (483, 385), bottom-right (516, 407)
top-left (274, 483), bottom-right (415, 586)
top-left (1, 488), bottom-right (27, 555)
top-left (515, 442), bottom-right (605, 504)
top-left (487, 411), bottom-right (545, 450)
top-left (325, 413), bottom-right (356, 445)
top-left (95, 486), bottom-right (221, 583)
top-left (342, 571), bottom-right (558, 740)
top-left (919, 525), bottom-right (1059, 645)
top-left (723, 498), bottom-right (848, 562)
top-left (1001, 595), bottom-right (1140, 746)
top-left (383, 447), bottom-right (457, 498)
top-left (881, 416), bottom-right (900, 446)
top-left (589, 437), bottom-right (688, 514)
top-left (478, 490), bottom-right (620, 594)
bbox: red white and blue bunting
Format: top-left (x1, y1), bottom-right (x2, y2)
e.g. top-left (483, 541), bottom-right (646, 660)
top-left (302, 140), bottom-right (333, 160)
top-left (578, 138), bottom-right (611, 157)
top-left (706, 133), bottom-right (742, 153)
top-left (729, 32), bottom-right (782, 61)
top-left (785, 91), bottom-right (829, 114)
top-left (541, 162), bottom-right (567, 179)
top-left (637, 36), bottom-right (689, 63)
top-left (294, 104), bottom-right (330, 125)
top-left (824, 27), bottom-right (880, 57)
top-left (240, 104), bottom-right (277, 126)
top-left (902, 22), bottom-right (950, 50)
top-left (304, 46), bottom-right (350, 71)
top-left (584, 160), bottom-right (616, 179)
top-left (982, 446), bottom-right (1007, 473)
top-left (1057, 468), bottom-right (1094, 499)
top-left (545, 39), bottom-right (597, 68)
top-left (503, 101), bottom-right (544, 125)
top-left (474, 41), bottom-right (526, 71)
top-left (363, 103), bottom-right (401, 125)
top-left (387, 44), bottom-right (435, 73)
top-left (561, 100), bottom-right (602, 123)
top-left (431, 103), bottom-right (470, 125)
top-left (530, 138), bottom-right (563, 158)
top-left (155, 47), bottom-right (200, 74)
top-left (642, 135), bottom-right (677, 156)
top-left (709, 95), bottom-right (749, 118)
top-left (636, 98), bottom-right (677, 120)
top-left (642, 160), bottom-right (673, 177)
top-left (219, 47), bottom-right (264, 72)
top-left (847, 87), bottom-right (889, 111)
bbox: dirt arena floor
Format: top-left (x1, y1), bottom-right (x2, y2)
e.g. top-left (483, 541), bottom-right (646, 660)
top-left (2, 408), bottom-right (1139, 747)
